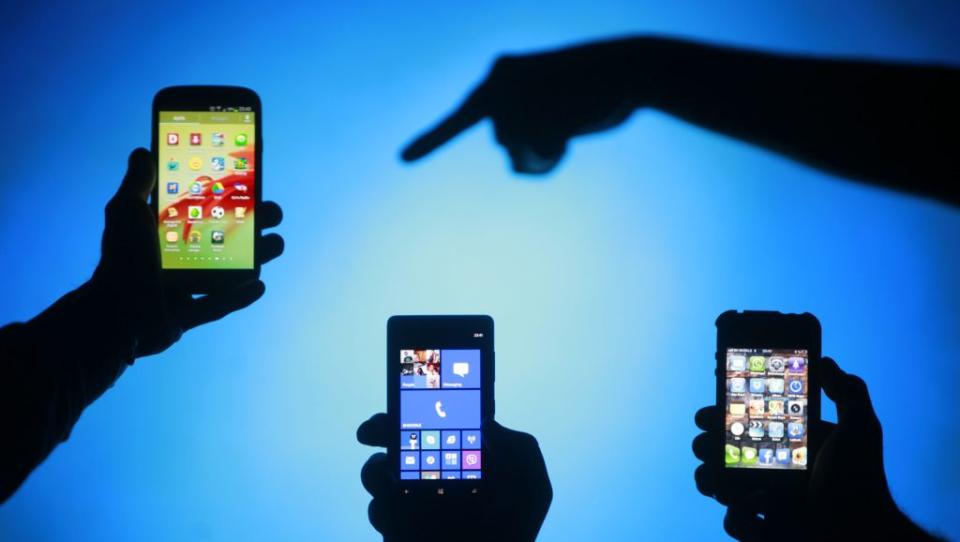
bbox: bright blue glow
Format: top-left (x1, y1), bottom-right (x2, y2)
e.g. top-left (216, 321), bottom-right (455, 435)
top-left (1, 1), bottom-right (959, 540)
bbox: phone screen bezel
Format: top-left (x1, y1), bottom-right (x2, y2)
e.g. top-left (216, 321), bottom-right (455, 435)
top-left (151, 85), bottom-right (262, 293)
top-left (715, 310), bottom-right (821, 491)
top-left (387, 315), bottom-right (495, 497)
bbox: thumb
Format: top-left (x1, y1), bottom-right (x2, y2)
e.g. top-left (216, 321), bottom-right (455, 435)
top-left (820, 356), bottom-right (879, 428)
top-left (115, 148), bottom-right (155, 202)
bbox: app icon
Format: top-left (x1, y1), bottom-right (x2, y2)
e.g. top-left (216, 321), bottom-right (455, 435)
top-left (740, 446), bottom-right (758, 465)
top-left (189, 230), bottom-right (202, 244)
top-left (787, 400), bottom-right (804, 416)
top-left (167, 207), bottom-right (179, 219)
top-left (212, 181), bottom-right (225, 195)
top-left (727, 354), bottom-right (746, 371)
top-left (730, 421), bottom-right (745, 436)
top-left (749, 378), bottom-right (766, 394)
top-left (748, 356), bottom-right (766, 372)
top-left (792, 447), bottom-right (807, 466)
top-left (210, 157), bottom-right (225, 171)
top-left (767, 357), bottom-right (785, 372)
top-left (788, 357), bottom-right (805, 372)
top-left (211, 231), bottom-right (224, 244)
top-left (165, 231), bottom-right (178, 243)
top-left (211, 132), bottom-right (224, 146)
top-left (235, 133), bottom-right (248, 146)
top-left (190, 133), bottom-right (201, 145)
top-left (462, 450), bottom-right (482, 470)
top-left (421, 471), bottom-right (440, 480)
top-left (728, 378), bottom-right (746, 393)
top-left (758, 447), bottom-right (775, 465)
top-left (748, 398), bottom-right (765, 416)
top-left (190, 182), bottom-right (203, 194)
top-left (787, 378), bottom-right (805, 394)
top-left (421, 430), bottom-right (440, 450)
top-left (167, 133), bottom-right (179, 145)
top-left (402, 431), bottom-right (419, 450)
top-left (400, 472), bottom-right (419, 480)
top-left (233, 182), bottom-right (248, 192)
top-left (211, 206), bottom-right (225, 219)
top-left (729, 402), bottom-right (746, 416)
top-left (461, 430), bottom-right (481, 449)
top-left (767, 421), bottom-right (785, 438)
top-left (234, 157), bottom-right (248, 170)
top-left (421, 451), bottom-right (440, 469)
top-left (725, 444), bottom-right (741, 464)
top-left (442, 451), bottom-right (459, 469)
top-left (768, 399), bottom-right (785, 416)
top-left (167, 158), bottom-right (179, 171)
top-left (767, 378), bottom-right (785, 394)
top-left (748, 420), bottom-right (764, 438)
top-left (166, 181), bottom-right (179, 194)
top-left (787, 422), bottom-right (805, 438)
top-left (400, 451), bottom-right (418, 471)
top-left (441, 430), bottom-right (460, 449)
top-left (235, 207), bottom-right (246, 219)
top-left (776, 447), bottom-right (791, 464)
top-left (188, 206), bottom-right (203, 220)
top-left (434, 401), bottom-right (447, 418)
top-left (188, 156), bottom-right (203, 170)
top-left (443, 472), bottom-right (461, 480)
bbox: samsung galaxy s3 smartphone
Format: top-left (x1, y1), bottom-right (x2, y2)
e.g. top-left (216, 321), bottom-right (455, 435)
top-left (388, 315), bottom-right (494, 496)
top-left (152, 86), bottom-right (262, 292)
top-left (716, 310), bottom-right (821, 495)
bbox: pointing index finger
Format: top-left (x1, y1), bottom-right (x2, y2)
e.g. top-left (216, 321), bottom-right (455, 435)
top-left (400, 82), bottom-right (490, 162)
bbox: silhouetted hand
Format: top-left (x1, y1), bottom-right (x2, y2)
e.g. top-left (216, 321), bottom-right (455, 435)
top-left (90, 148), bottom-right (284, 357)
top-left (401, 40), bottom-right (640, 174)
top-left (692, 357), bottom-right (939, 541)
top-left (357, 413), bottom-right (552, 541)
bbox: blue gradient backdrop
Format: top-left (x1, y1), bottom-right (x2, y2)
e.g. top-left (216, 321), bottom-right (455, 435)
top-left (2, 1), bottom-right (959, 540)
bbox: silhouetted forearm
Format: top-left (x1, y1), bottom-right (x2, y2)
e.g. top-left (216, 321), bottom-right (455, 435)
top-left (0, 282), bottom-right (135, 503)
top-left (629, 37), bottom-right (960, 205)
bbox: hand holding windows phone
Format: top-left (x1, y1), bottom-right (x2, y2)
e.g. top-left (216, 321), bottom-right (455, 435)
top-left (358, 415), bottom-right (552, 542)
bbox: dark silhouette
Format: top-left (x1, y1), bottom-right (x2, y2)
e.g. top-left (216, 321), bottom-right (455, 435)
top-left (693, 357), bottom-right (942, 541)
top-left (402, 36), bottom-right (959, 206)
top-left (0, 148), bottom-right (284, 503)
top-left (357, 413), bottom-right (552, 542)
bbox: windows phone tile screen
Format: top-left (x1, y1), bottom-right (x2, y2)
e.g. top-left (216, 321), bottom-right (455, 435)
top-left (399, 349), bottom-right (482, 480)
top-left (724, 349), bottom-right (808, 469)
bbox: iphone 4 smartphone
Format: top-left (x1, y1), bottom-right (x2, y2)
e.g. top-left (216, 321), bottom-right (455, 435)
top-left (152, 86), bottom-right (262, 293)
top-left (388, 315), bottom-right (494, 497)
top-left (716, 310), bottom-right (821, 496)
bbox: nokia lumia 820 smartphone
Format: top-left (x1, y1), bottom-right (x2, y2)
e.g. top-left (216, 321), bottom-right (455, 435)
top-left (152, 86), bottom-right (262, 293)
top-left (388, 315), bottom-right (494, 496)
top-left (716, 310), bottom-right (821, 496)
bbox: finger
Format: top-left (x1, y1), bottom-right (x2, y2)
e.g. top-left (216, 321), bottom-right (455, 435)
top-left (400, 83), bottom-right (489, 162)
top-left (695, 406), bottom-right (720, 431)
top-left (361, 452), bottom-right (394, 497)
top-left (724, 504), bottom-right (767, 542)
top-left (256, 233), bottom-right (284, 265)
top-left (115, 148), bottom-right (155, 202)
top-left (258, 201), bottom-right (283, 229)
top-left (694, 463), bottom-right (718, 498)
top-left (178, 280), bottom-right (266, 331)
top-left (692, 431), bottom-right (715, 462)
top-left (820, 357), bottom-right (878, 426)
top-left (357, 413), bottom-right (391, 447)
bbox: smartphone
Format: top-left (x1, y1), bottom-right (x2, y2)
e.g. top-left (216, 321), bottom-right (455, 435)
top-left (152, 86), bottom-right (262, 292)
top-left (716, 310), bottom-right (821, 492)
top-left (388, 315), bottom-right (494, 496)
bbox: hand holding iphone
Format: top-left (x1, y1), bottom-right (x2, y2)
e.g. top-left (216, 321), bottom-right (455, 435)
top-left (716, 310), bottom-right (821, 495)
top-left (152, 86), bottom-right (262, 293)
top-left (388, 315), bottom-right (494, 496)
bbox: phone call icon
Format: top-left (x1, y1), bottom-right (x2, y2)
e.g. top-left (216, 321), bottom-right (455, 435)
top-left (435, 401), bottom-right (447, 418)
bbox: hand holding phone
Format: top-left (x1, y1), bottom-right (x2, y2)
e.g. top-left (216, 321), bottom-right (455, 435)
top-left (358, 415), bottom-right (552, 542)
